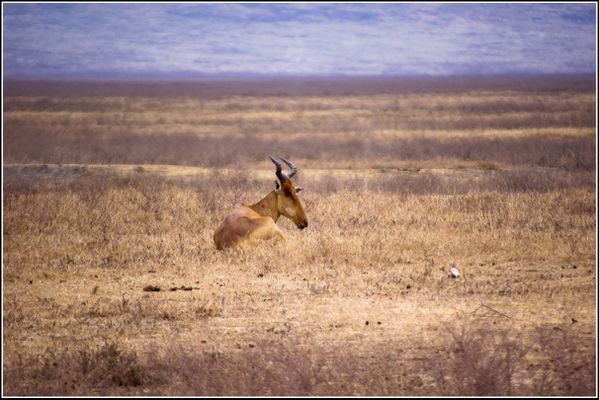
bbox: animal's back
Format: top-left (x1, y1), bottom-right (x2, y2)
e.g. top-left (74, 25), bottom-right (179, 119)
top-left (213, 206), bottom-right (264, 249)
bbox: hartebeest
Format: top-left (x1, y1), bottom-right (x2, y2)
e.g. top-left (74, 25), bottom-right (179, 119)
top-left (213, 156), bottom-right (308, 250)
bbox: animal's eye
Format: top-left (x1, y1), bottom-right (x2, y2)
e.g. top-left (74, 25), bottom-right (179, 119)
top-left (295, 186), bottom-right (303, 193)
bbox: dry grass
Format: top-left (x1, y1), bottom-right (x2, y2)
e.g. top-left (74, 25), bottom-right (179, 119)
top-left (4, 130), bottom-right (596, 171)
top-left (2, 76), bottom-right (596, 396)
top-left (3, 76), bottom-right (596, 170)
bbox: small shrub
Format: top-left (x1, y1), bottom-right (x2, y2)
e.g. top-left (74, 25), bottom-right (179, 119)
top-left (429, 322), bottom-right (527, 396)
top-left (4, 342), bottom-right (147, 396)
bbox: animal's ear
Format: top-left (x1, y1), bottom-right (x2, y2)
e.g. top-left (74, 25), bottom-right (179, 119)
top-left (295, 186), bottom-right (303, 193)
top-left (274, 180), bottom-right (281, 193)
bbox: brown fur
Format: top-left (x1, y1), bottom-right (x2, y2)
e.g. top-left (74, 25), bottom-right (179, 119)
top-left (214, 180), bottom-right (307, 250)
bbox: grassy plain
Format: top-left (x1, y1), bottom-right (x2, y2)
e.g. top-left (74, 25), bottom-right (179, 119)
top-left (3, 76), bottom-right (597, 395)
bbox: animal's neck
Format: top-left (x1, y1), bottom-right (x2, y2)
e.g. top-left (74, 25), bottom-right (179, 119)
top-left (249, 191), bottom-right (280, 222)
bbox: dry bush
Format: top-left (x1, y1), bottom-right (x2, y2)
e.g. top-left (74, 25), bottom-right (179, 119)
top-left (3, 338), bottom-right (413, 396)
top-left (0, 335), bottom-right (451, 396)
top-left (425, 320), bottom-right (595, 396)
top-left (529, 327), bottom-right (596, 396)
top-left (4, 341), bottom-right (147, 396)
top-left (142, 339), bottom-right (332, 396)
top-left (5, 325), bottom-right (594, 396)
top-left (429, 321), bottom-right (528, 396)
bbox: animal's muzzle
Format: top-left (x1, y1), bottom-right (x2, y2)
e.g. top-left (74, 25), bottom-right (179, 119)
top-left (298, 220), bottom-right (308, 230)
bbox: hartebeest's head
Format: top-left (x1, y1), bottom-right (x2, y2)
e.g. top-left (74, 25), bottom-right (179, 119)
top-left (269, 155), bottom-right (308, 229)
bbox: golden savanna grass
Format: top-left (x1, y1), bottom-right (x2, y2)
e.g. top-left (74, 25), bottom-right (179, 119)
top-left (2, 76), bottom-right (596, 396)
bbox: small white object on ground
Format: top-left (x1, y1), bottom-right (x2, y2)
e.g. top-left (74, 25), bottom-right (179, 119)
top-left (449, 264), bottom-right (460, 278)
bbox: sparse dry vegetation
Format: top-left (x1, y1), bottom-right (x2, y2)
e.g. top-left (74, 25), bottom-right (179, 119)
top-left (3, 76), bottom-right (596, 396)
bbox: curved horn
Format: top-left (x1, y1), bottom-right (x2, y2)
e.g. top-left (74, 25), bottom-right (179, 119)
top-left (280, 158), bottom-right (298, 179)
top-left (268, 155), bottom-right (288, 182)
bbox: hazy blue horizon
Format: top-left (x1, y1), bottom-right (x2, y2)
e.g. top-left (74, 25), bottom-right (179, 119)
top-left (3, 72), bottom-right (597, 81)
top-left (3, 3), bottom-right (596, 78)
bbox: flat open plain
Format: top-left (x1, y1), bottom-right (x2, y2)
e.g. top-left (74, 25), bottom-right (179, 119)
top-left (3, 76), bottom-right (596, 395)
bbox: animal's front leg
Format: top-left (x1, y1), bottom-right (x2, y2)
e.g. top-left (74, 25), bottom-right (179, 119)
top-left (271, 225), bottom-right (286, 242)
